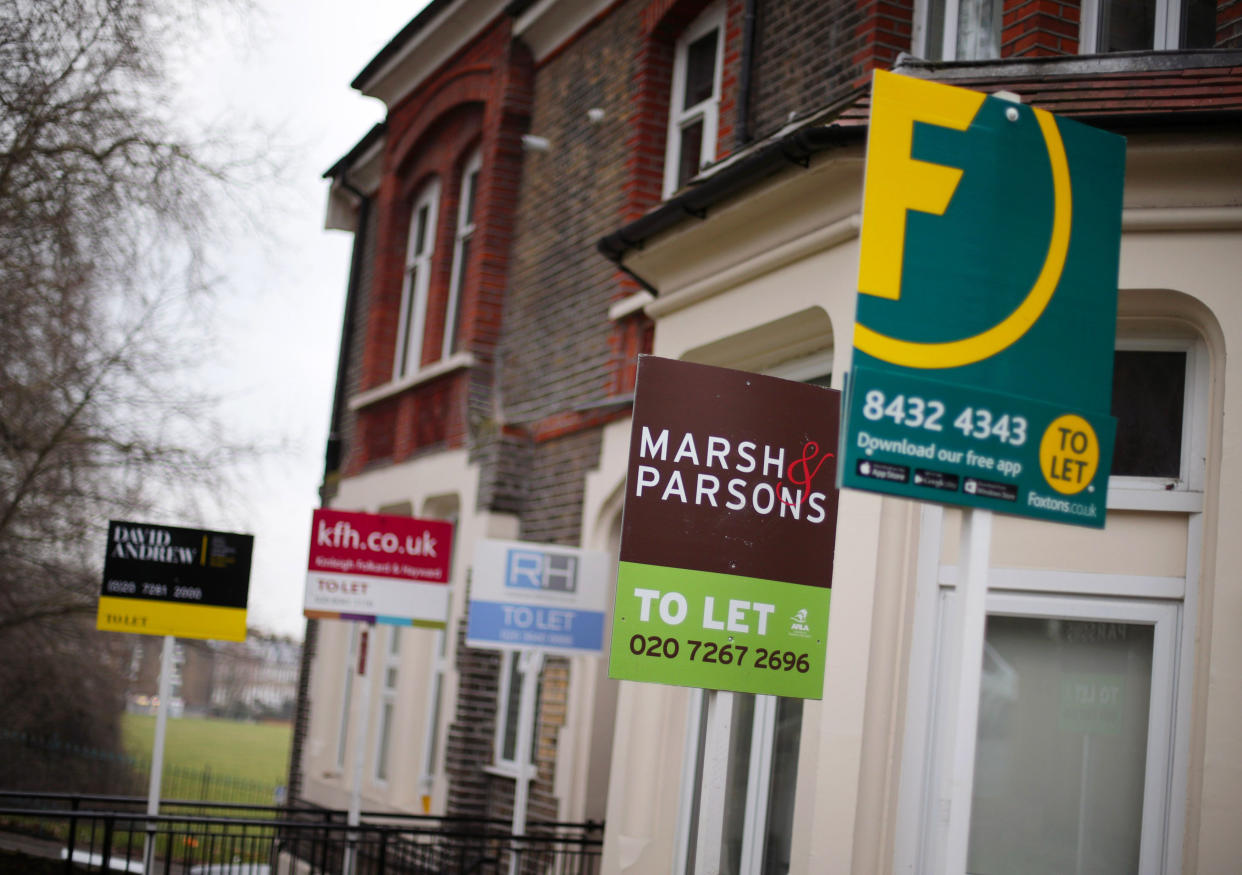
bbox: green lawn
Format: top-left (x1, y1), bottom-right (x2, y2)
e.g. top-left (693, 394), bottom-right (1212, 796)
top-left (121, 713), bottom-right (291, 789)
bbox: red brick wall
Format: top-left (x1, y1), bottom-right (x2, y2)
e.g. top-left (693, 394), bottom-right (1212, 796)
top-left (1003, 0), bottom-right (1082, 56)
top-left (747, 0), bottom-right (911, 139)
top-left (1221, 0), bottom-right (1242, 47)
top-left (347, 16), bottom-right (532, 474)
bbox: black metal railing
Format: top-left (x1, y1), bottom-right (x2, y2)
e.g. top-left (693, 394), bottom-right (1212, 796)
top-left (0, 791), bottom-right (603, 874)
top-left (0, 731), bottom-right (282, 807)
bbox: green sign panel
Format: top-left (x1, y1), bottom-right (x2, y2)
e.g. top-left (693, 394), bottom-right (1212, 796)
top-left (839, 71), bottom-right (1126, 527)
top-left (610, 357), bottom-right (840, 699)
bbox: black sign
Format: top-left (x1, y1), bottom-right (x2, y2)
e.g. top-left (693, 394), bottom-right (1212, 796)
top-left (101, 520), bottom-right (253, 609)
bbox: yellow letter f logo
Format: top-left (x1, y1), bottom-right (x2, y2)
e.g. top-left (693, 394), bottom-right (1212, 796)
top-left (857, 70), bottom-right (985, 301)
top-left (854, 71), bottom-right (1072, 370)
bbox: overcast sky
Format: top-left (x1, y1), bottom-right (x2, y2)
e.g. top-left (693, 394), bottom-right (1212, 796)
top-left (172, 1), bottom-right (428, 638)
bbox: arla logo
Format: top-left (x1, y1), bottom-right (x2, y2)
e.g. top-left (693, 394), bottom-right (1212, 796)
top-left (505, 549), bottom-right (578, 593)
top-left (790, 608), bottom-right (811, 637)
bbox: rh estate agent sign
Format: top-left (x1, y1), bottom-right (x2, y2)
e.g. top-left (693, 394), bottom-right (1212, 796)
top-left (610, 357), bottom-right (840, 699)
top-left (304, 508), bottom-right (454, 626)
top-left (467, 539), bottom-right (610, 654)
top-left (98, 520), bottom-right (253, 641)
top-left (840, 70), bottom-right (1125, 526)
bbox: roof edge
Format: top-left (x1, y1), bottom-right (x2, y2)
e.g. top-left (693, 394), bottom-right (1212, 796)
top-left (597, 125), bottom-right (863, 265)
top-left (322, 123), bottom-right (388, 181)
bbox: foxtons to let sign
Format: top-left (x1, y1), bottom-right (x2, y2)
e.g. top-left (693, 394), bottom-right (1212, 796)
top-left (839, 70), bottom-right (1125, 526)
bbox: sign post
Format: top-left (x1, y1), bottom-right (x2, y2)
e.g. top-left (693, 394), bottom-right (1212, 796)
top-left (303, 508), bottom-right (454, 875)
top-left (143, 634), bottom-right (175, 872)
top-left (342, 624), bottom-right (372, 875)
top-left (466, 539), bottom-right (607, 872)
top-left (98, 519), bottom-right (254, 872)
top-left (839, 70), bottom-right (1126, 872)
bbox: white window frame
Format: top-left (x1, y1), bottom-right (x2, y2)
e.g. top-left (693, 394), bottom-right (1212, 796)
top-left (898, 558), bottom-right (1189, 874)
top-left (917, 0), bottom-right (1213, 59)
top-left (895, 326), bottom-right (1207, 874)
top-left (394, 180), bottom-right (440, 379)
top-left (914, 0), bottom-right (1003, 61)
top-left (372, 626), bottom-right (402, 784)
top-left (443, 149), bottom-right (480, 360)
top-left (417, 497), bottom-right (459, 804)
top-left (1107, 333), bottom-right (1208, 512)
top-left (662, 2), bottom-right (725, 198)
top-left (417, 628), bottom-right (449, 797)
top-left (1080, 0), bottom-right (1206, 52)
top-left (675, 691), bottom-right (796, 874)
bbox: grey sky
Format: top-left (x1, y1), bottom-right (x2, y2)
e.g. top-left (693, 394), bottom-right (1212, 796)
top-left (174, 1), bottom-right (426, 638)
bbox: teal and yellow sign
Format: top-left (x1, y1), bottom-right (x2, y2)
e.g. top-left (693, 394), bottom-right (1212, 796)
top-left (839, 71), bottom-right (1125, 526)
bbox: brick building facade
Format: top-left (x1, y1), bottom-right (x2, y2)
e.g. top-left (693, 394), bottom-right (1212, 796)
top-left (293, 0), bottom-right (1242, 870)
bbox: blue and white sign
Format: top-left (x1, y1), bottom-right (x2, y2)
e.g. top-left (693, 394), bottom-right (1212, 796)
top-left (467, 539), bottom-right (610, 654)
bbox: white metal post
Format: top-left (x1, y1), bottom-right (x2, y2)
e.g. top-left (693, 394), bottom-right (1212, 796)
top-left (143, 634), bottom-right (175, 872)
top-left (694, 688), bottom-right (735, 875)
top-left (343, 623), bottom-right (374, 875)
top-left (943, 508), bottom-right (993, 873)
top-left (509, 649), bottom-right (544, 875)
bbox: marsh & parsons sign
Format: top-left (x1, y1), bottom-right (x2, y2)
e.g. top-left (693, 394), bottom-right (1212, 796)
top-left (609, 357), bottom-right (840, 699)
top-left (304, 508), bottom-right (453, 626)
top-left (98, 520), bottom-right (253, 641)
top-left (839, 71), bottom-right (1125, 526)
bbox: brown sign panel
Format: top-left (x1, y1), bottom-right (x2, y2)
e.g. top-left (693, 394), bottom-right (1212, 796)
top-left (620, 356), bottom-right (840, 589)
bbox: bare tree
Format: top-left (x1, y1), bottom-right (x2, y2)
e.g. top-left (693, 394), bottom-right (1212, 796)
top-left (0, 0), bottom-right (258, 763)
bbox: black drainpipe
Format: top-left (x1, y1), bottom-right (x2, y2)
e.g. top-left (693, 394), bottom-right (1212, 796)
top-left (736, 0), bottom-right (758, 148)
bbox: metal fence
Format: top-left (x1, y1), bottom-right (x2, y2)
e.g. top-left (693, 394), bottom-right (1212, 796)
top-left (0, 791), bottom-right (604, 874)
top-left (0, 732), bottom-right (281, 806)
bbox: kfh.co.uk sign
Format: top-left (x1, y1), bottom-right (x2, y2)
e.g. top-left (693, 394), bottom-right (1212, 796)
top-left (304, 508), bottom-right (454, 626)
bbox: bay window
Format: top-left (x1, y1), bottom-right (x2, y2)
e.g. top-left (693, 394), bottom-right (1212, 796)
top-left (895, 324), bottom-right (1209, 874)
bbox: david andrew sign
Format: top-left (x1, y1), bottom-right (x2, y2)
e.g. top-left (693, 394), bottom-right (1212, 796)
top-left (610, 356), bottom-right (840, 699)
top-left (304, 508), bottom-right (453, 626)
top-left (840, 70), bottom-right (1125, 526)
top-left (98, 520), bottom-right (253, 641)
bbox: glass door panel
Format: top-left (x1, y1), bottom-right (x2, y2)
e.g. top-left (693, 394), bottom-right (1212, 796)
top-left (964, 595), bottom-right (1177, 875)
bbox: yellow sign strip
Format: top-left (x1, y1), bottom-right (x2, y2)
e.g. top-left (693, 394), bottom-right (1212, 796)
top-left (96, 596), bottom-right (247, 642)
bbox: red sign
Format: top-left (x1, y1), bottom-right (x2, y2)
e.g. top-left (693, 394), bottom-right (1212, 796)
top-left (304, 509), bottom-right (454, 624)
